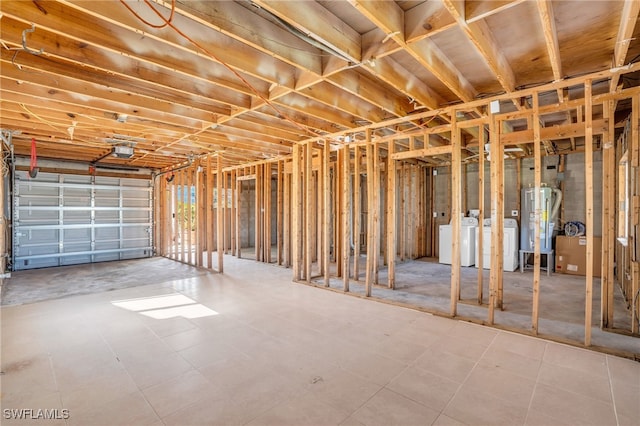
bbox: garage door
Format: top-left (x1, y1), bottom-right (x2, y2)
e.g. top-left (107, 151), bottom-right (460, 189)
top-left (12, 171), bottom-right (153, 270)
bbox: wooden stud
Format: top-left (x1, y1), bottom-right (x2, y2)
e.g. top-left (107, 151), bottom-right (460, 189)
top-left (305, 143), bottom-right (313, 282)
top-left (195, 164), bottom-right (202, 267)
top-left (365, 130), bottom-right (374, 296)
top-left (0, 140), bottom-right (5, 277)
top-left (207, 157), bottom-right (214, 268)
top-left (342, 146), bottom-right (351, 291)
top-left (323, 141), bottom-right (331, 286)
top-left (373, 140), bottom-right (380, 285)
top-left (387, 140), bottom-right (396, 289)
top-left (516, 158), bottom-right (522, 226)
top-left (477, 125), bottom-right (485, 304)
top-left (633, 94), bottom-right (640, 168)
top-left (601, 101), bottom-right (614, 328)
top-left (236, 172), bottom-right (242, 259)
top-left (277, 161), bottom-right (283, 265)
top-left (429, 166), bottom-right (436, 257)
top-left (292, 144), bottom-right (301, 280)
top-left (584, 80), bottom-right (594, 345)
top-left (353, 145), bottom-right (361, 281)
top-left (450, 112), bottom-right (461, 316)
top-left (255, 164), bottom-right (262, 262)
top-left (462, 163), bottom-right (468, 215)
top-left (222, 169), bottom-right (227, 255)
top-left (532, 93), bottom-right (542, 335)
top-left (488, 114), bottom-right (499, 324)
top-left (283, 167), bottom-right (291, 268)
top-left (265, 163), bottom-right (272, 263)
top-left (231, 169), bottom-right (237, 258)
top-left (187, 167), bottom-right (193, 265)
top-left (217, 156), bottom-right (224, 272)
top-left (399, 163), bottom-right (406, 261)
top-left (316, 164), bottom-right (323, 273)
top-left (178, 169), bottom-right (185, 263)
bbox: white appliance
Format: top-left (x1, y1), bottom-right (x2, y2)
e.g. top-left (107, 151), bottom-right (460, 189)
top-left (439, 217), bottom-right (478, 266)
top-left (475, 218), bottom-right (519, 272)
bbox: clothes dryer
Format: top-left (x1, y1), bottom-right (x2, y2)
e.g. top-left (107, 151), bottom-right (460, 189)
top-left (439, 217), bottom-right (478, 266)
top-left (475, 218), bottom-right (519, 272)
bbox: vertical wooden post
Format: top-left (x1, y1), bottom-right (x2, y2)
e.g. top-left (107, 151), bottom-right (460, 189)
top-left (222, 169), bottom-right (227, 255)
top-left (283, 167), bottom-right (291, 268)
top-left (316, 163), bottom-right (323, 272)
top-left (236, 174), bottom-right (242, 259)
top-left (516, 158), bottom-right (522, 224)
top-left (231, 169), bottom-right (237, 258)
top-left (255, 165), bottom-right (262, 262)
top-left (305, 143), bottom-right (313, 282)
top-left (532, 94), bottom-right (542, 334)
top-left (477, 125), bottom-right (485, 304)
top-left (195, 164), bottom-right (202, 267)
top-left (488, 112), bottom-right (503, 323)
top-left (399, 163), bottom-right (406, 261)
top-left (177, 169), bottom-right (184, 262)
top-left (217, 156), bottom-right (224, 272)
top-left (335, 150), bottom-right (342, 277)
top-left (342, 146), bottom-right (351, 291)
top-left (292, 145), bottom-right (301, 280)
top-left (322, 141), bottom-right (331, 286)
top-left (630, 95), bottom-right (640, 335)
top-left (187, 167), bottom-right (194, 265)
top-left (277, 161), bottom-right (283, 265)
top-left (206, 157), bottom-right (213, 268)
top-left (602, 100), bottom-right (615, 328)
top-left (489, 117), bottom-right (505, 313)
top-left (373, 140), bottom-right (381, 285)
top-left (353, 145), bottom-right (361, 281)
top-left (265, 163), bottom-right (272, 263)
top-left (584, 80), bottom-right (594, 345)
top-left (450, 112), bottom-right (462, 316)
top-left (365, 130), bottom-right (374, 296)
top-left (0, 139), bottom-right (6, 278)
top-left (387, 140), bottom-right (396, 289)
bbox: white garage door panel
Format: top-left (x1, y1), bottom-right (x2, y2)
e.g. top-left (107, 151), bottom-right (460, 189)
top-left (13, 171), bottom-right (153, 270)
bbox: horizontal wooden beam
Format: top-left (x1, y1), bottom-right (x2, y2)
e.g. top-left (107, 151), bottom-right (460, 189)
top-left (391, 144), bottom-right (452, 160)
top-left (500, 119), bottom-right (607, 146)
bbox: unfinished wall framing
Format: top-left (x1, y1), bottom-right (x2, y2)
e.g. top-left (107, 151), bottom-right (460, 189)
top-left (2, 79), bottom-right (636, 351)
top-left (152, 73), bottom-right (640, 351)
top-left (155, 156), bottom-right (226, 272)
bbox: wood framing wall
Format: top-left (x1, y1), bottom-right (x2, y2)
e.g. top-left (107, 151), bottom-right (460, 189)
top-left (0, 138), bottom-right (6, 284)
top-left (153, 77), bottom-right (640, 348)
top-left (155, 156), bottom-right (227, 272)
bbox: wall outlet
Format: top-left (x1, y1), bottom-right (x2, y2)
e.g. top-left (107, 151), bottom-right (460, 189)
top-left (511, 210), bottom-right (518, 217)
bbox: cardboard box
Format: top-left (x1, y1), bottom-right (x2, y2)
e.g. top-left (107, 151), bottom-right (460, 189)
top-left (555, 236), bottom-right (601, 277)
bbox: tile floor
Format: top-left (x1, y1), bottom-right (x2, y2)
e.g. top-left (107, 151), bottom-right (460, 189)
top-left (1, 256), bottom-right (639, 425)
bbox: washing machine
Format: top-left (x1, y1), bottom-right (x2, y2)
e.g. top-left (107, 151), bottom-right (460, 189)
top-left (475, 218), bottom-right (519, 272)
top-left (439, 217), bottom-right (478, 266)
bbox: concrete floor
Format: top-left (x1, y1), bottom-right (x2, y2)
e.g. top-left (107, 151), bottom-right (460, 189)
top-left (1, 256), bottom-right (639, 425)
top-left (318, 256), bottom-right (640, 356)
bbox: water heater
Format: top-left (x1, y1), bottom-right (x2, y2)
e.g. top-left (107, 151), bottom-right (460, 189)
top-left (520, 186), bottom-right (562, 253)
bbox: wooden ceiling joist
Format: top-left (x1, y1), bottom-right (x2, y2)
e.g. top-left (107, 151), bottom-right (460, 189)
top-left (1, 0), bottom-right (638, 169)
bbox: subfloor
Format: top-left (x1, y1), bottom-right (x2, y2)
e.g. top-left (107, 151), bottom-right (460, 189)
top-left (317, 256), bottom-right (640, 356)
top-left (1, 256), bottom-right (639, 426)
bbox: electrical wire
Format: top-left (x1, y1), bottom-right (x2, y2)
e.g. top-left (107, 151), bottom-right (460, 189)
top-left (119, 0), bottom-right (320, 139)
top-left (119, 0), bottom-right (176, 29)
top-left (19, 104), bottom-right (66, 133)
